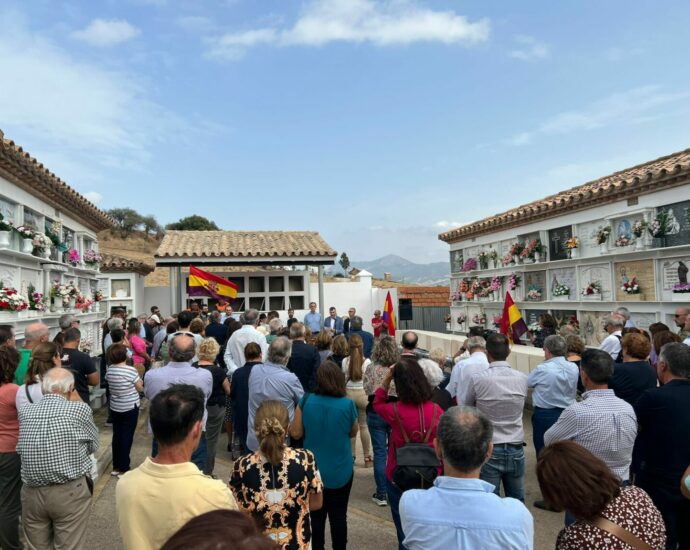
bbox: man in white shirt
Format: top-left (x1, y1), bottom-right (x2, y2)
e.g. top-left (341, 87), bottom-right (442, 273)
top-left (167, 311), bottom-right (204, 363)
top-left (613, 306), bottom-right (635, 328)
top-left (223, 309), bottom-right (268, 376)
top-left (599, 314), bottom-right (624, 361)
top-left (448, 336), bottom-right (489, 403)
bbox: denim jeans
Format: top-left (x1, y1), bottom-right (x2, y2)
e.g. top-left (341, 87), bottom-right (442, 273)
top-left (111, 406), bottom-right (139, 472)
top-left (531, 407), bottom-right (563, 457)
top-left (385, 478), bottom-right (406, 550)
top-left (480, 444), bottom-right (525, 502)
top-left (311, 475), bottom-right (353, 550)
top-left (367, 411), bottom-right (391, 498)
top-left (152, 432), bottom-right (207, 472)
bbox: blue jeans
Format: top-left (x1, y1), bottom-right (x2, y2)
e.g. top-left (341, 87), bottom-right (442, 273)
top-left (152, 432), bottom-right (207, 472)
top-left (531, 407), bottom-right (564, 457)
top-left (385, 478), bottom-right (406, 550)
top-left (480, 444), bottom-right (525, 502)
top-left (367, 410), bottom-right (390, 498)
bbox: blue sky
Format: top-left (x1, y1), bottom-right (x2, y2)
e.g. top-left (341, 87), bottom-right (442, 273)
top-left (1, 1), bottom-right (689, 262)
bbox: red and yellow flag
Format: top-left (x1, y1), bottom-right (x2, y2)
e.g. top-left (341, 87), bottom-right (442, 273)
top-left (500, 291), bottom-right (528, 343)
top-left (188, 266), bottom-right (238, 301)
top-left (382, 291), bottom-right (396, 336)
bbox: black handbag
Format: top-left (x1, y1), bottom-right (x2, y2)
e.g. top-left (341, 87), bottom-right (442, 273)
top-left (392, 403), bottom-right (439, 491)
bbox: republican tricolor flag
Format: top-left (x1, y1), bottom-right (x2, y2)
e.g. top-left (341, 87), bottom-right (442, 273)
top-left (500, 291), bottom-right (528, 343)
top-left (382, 291), bottom-right (396, 337)
top-left (188, 266), bottom-right (238, 301)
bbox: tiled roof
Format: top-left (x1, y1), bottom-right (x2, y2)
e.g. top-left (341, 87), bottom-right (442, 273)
top-left (398, 286), bottom-right (451, 307)
top-left (101, 252), bottom-right (155, 276)
top-left (439, 148), bottom-right (690, 243)
top-left (0, 130), bottom-right (114, 232)
top-left (155, 231), bottom-right (337, 261)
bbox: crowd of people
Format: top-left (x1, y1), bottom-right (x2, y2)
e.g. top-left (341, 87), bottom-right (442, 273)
top-left (0, 302), bottom-right (689, 549)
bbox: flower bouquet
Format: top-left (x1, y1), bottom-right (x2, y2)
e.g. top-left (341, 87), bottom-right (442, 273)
top-left (615, 235), bottom-right (631, 247)
top-left (509, 242), bottom-right (525, 263)
top-left (581, 281), bottom-right (602, 299)
top-left (83, 249), bottom-right (102, 269)
top-left (492, 314), bottom-right (502, 329)
top-left (488, 249), bottom-right (498, 267)
top-left (457, 314), bottom-right (467, 327)
top-left (565, 236), bottom-right (580, 258)
top-left (462, 258), bottom-right (478, 272)
top-left (15, 225), bottom-right (35, 239)
top-left (0, 283), bottom-right (29, 312)
top-left (622, 277), bottom-right (641, 294)
top-left (478, 251), bottom-right (489, 270)
top-left (526, 286), bottom-right (542, 301)
top-left (596, 226), bottom-right (611, 245)
top-left (490, 276), bottom-right (502, 299)
top-left (76, 294), bottom-right (93, 313)
top-left (27, 284), bottom-right (47, 312)
top-left (0, 214), bottom-right (13, 232)
top-left (632, 220), bottom-right (648, 238)
top-left (32, 233), bottom-right (53, 257)
top-left (67, 248), bottom-right (81, 266)
top-left (672, 282), bottom-right (690, 294)
top-left (552, 282), bottom-right (570, 299)
top-left (471, 313), bottom-right (486, 326)
top-left (502, 252), bottom-right (513, 267)
top-left (94, 290), bottom-right (104, 302)
top-left (648, 210), bottom-right (671, 239)
top-left (508, 272), bottom-right (521, 290)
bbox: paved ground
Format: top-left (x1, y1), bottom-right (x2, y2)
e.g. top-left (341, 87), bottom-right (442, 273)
top-left (86, 408), bottom-right (563, 549)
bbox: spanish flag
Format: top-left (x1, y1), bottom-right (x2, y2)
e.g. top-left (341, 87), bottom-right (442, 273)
top-left (382, 291), bottom-right (396, 337)
top-left (188, 266), bottom-right (238, 301)
top-left (500, 291), bottom-right (528, 343)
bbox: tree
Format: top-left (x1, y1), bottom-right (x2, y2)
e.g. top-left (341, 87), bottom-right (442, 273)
top-left (140, 215), bottom-right (162, 239)
top-left (339, 252), bottom-right (350, 272)
top-left (106, 208), bottom-right (143, 237)
top-left (166, 215), bottom-right (220, 231)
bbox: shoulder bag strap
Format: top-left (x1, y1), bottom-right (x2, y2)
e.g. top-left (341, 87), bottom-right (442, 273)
top-left (393, 403), bottom-right (410, 443)
top-left (25, 384), bottom-right (33, 404)
top-left (590, 516), bottom-right (653, 550)
top-left (422, 405), bottom-right (438, 444)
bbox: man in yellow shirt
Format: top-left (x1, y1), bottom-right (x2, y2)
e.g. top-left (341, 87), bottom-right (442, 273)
top-left (116, 384), bottom-right (237, 550)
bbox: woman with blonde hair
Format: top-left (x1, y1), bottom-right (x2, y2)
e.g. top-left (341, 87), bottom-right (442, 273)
top-left (341, 335), bottom-right (372, 467)
top-left (195, 337), bottom-right (230, 475)
top-left (230, 401), bottom-right (323, 550)
top-left (15, 342), bottom-right (61, 410)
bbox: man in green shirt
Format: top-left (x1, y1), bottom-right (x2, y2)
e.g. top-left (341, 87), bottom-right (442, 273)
top-left (14, 322), bottom-right (50, 384)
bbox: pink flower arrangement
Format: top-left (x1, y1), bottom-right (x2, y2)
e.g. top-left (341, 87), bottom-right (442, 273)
top-left (508, 272), bottom-right (520, 290)
top-left (462, 258), bottom-right (478, 272)
top-left (493, 315), bottom-right (502, 328)
top-left (68, 248), bottom-right (81, 264)
top-left (490, 276), bottom-right (501, 292)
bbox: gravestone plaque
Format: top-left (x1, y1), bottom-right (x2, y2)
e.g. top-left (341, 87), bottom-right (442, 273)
top-left (580, 311), bottom-right (610, 347)
top-left (633, 313), bottom-right (657, 331)
top-left (550, 310), bottom-right (578, 332)
top-left (524, 270), bottom-right (546, 301)
top-left (548, 267), bottom-right (577, 300)
top-left (653, 200), bottom-right (690, 248)
top-left (500, 240), bottom-right (512, 257)
top-left (450, 250), bottom-right (463, 274)
top-left (658, 256), bottom-right (690, 300)
top-left (614, 260), bottom-right (656, 301)
top-left (579, 263), bottom-right (613, 300)
top-left (577, 220), bottom-right (606, 257)
top-left (548, 226), bottom-right (572, 261)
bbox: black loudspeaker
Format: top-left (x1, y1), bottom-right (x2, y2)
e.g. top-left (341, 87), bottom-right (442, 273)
top-left (398, 299), bottom-right (413, 321)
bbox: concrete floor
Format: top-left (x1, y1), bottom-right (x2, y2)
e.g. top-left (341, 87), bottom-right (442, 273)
top-left (86, 408), bottom-right (563, 549)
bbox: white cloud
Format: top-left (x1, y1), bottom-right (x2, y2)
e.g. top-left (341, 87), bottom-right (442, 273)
top-left (435, 220), bottom-right (463, 229)
top-left (206, 0), bottom-right (489, 61)
top-left (508, 85), bottom-right (690, 146)
top-left (71, 19), bottom-right (140, 47)
top-left (82, 191), bottom-right (103, 204)
top-left (508, 34), bottom-right (549, 61)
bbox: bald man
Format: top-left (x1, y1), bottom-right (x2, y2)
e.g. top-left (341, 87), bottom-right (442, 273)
top-left (14, 323), bottom-right (50, 385)
top-left (675, 306), bottom-right (689, 341)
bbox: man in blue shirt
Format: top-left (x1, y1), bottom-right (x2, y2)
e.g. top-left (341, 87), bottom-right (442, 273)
top-left (303, 301), bottom-right (322, 334)
top-left (400, 406), bottom-right (533, 550)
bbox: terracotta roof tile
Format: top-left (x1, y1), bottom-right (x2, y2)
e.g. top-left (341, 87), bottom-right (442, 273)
top-left (155, 231), bottom-right (337, 260)
top-left (0, 131), bottom-right (114, 232)
top-left (101, 252), bottom-right (155, 276)
top-left (439, 148), bottom-right (690, 242)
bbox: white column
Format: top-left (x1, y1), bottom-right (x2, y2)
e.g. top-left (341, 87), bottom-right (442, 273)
top-left (317, 265), bottom-right (325, 330)
top-left (170, 265), bottom-right (181, 314)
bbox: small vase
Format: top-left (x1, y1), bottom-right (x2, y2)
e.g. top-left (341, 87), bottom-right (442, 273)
top-left (534, 252), bottom-right (541, 263)
top-left (69, 297), bottom-right (76, 310)
top-left (599, 243), bottom-right (608, 255)
top-left (50, 297), bottom-right (59, 313)
top-left (22, 238), bottom-right (33, 254)
top-left (513, 255), bottom-right (520, 264)
top-left (634, 238), bottom-right (644, 251)
top-left (570, 248), bottom-right (579, 259)
top-left (0, 231), bottom-right (10, 248)
top-left (42, 247), bottom-right (51, 259)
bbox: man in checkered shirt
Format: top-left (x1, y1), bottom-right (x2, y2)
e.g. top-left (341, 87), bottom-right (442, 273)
top-left (544, 348), bottom-right (637, 481)
top-left (17, 367), bottom-right (99, 549)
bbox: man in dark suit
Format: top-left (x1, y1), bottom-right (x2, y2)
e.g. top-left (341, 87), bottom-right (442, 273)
top-left (346, 316), bottom-right (375, 358)
top-left (204, 311), bottom-right (227, 346)
top-left (323, 307), bottom-right (344, 334)
top-left (634, 342), bottom-right (690, 549)
top-left (286, 322), bottom-right (320, 392)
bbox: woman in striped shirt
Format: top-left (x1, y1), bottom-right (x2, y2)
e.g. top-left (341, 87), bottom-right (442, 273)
top-left (105, 343), bottom-right (143, 476)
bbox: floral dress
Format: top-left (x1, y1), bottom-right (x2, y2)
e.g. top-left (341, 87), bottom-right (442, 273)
top-left (230, 447), bottom-right (323, 550)
top-left (556, 486), bottom-right (666, 549)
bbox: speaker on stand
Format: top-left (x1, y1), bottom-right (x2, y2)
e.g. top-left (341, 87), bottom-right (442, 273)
top-left (398, 299), bottom-right (413, 329)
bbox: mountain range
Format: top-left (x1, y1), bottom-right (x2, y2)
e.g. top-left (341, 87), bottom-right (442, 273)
top-left (328, 254), bottom-right (449, 286)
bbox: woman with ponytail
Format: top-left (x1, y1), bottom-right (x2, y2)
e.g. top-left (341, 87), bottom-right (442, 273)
top-left (230, 400), bottom-right (323, 550)
top-left (341, 334), bottom-right (372, 467)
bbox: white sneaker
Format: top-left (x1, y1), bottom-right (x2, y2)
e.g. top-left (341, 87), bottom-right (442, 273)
top-left (372, 494), bottom-right (388, 507)
top-left (111, 470), bottom-right (123, 477)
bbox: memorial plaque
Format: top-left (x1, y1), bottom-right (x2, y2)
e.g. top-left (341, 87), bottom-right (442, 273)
top-left (500, 240), bottom-right (513, 259)
top-left (614, 260), bottom-right (656, 301)
top-left (633, 313), bottom-right (657, 331)
top-left (550, 310), bottom-right (578, 332)
top-left (548, 225), bottom-right (572, 261)
top-left (548, 267), bottom-right (577, 300)
top-left (450, 250), bottom-right (463, 274)
top-left (658, 256), bottom-right (690, 300)
top-left (524, 270), bottom-right (546, 301)
top-left (653, 200), bottom-right (690, 248)
top-left (579, 263), bottom-right (613, 300)
top-left (577, 219), bottom-right (606, 257)
top-left (580, 311), bottom-right (610, 347)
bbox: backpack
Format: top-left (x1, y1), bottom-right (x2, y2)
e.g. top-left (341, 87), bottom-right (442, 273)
top-left (392, 403), bottom-right (440, 492)
top-left (614, 335), bottom-right (624, 364)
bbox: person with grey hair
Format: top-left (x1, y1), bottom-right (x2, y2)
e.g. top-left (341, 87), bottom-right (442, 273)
top-left (448, 335), bottom-right (489, 403)
top-left (53, 314), bottom-right (78, 347)
top-left (399, 407), bottom-right (533, 549)
top-left (347, 315), bottom-right (375, 358)
top-left (103, 316), bottom-right (125, 355)
top-left (418, 355), bottom-right (453, 411)
top-left (14, 322), bottom-right (50, 385)
top-left (287, 322), bottom-right (320, 392)
top-left (600, 314), bottom-right (625, 361)
top-left (203, 311), bottom-right (227, 346)
top-left (246, 337), bottom-right (303, 452)
top-left (266, 318), bottom-right (282, 344)
top-left (223, 308), bottom-right (267, 376)
top-left (144, 334), bottom-right (213, 472)
top-left (17, 367), bottom-right (98, 549)
top-left (634, 342), bottom-right (690, 547)
top-left (527, 334), bottom-right (579, 510)
top-left (613, 306), bottom-right (635, 328)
